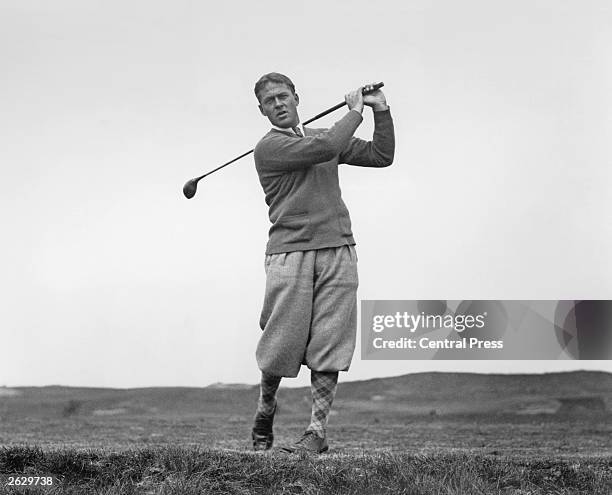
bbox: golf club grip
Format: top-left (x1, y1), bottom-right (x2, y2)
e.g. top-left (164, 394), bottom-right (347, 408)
top-left (302, 82), bottom-right (385, 125)
top-left (362, 82), bottom-right (384, 95)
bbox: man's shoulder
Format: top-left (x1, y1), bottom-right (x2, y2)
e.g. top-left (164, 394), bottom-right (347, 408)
top-left (254, 130), bottom-right (293, 169)
top-left (255, 130), bottom-right (283, 155)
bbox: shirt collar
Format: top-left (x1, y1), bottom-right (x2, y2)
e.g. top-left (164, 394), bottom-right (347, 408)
top-left (271, 122), bottom-right (305, 136)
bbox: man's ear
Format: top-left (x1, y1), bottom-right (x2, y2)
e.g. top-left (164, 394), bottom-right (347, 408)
top-left (294, 93), bottom-right (299, 106)
top-left (258, 104), bottom-right (265, 116)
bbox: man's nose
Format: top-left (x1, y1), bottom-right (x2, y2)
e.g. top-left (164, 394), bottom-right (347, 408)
top-left (274, 98), bottom-right (284, 108)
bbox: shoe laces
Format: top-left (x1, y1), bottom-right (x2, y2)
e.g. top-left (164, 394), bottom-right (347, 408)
top-left (296, 431), bottom-right (319, 445)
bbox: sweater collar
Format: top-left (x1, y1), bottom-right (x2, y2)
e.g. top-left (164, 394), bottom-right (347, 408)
top-left (271, 122), bottom-right (305, 136)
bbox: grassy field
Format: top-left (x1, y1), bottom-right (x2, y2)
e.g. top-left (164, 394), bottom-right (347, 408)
top-left (1, 444), bottom-right (611, 494)
top-left (1, 371), bottom-right (611, 493)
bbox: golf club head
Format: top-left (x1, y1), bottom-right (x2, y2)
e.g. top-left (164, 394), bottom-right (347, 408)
top-left (183, 179), bottom-right (198, 199)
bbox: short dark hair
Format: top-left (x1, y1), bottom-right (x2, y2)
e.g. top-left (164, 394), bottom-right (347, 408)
top-left (254, 73), bottom-right (296, 103)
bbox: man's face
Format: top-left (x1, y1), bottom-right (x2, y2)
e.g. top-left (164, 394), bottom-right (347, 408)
top-left (258, 82), bottom-right (299, 128)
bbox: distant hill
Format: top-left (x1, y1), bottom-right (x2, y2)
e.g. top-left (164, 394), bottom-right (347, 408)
top-left (334, 370), bottom-right (612, 417)
top-left (2, 371), bottom-right (611, 420)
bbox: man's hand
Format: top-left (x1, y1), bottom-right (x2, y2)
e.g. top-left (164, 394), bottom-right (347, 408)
top-left (345, 88), bottom-right (364, 114)
top-left (363, 82), bottom-right (388, 112)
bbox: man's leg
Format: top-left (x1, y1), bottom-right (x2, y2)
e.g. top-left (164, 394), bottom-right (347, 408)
top-left (280, 370), bottom-right (338, 454)
top-left (257, 252), bottom-right (315, 377)
top-left (280, 246), bottom-right (358, 454)
top-left (257, 372), bottom-right (281, 416)
top-left (305, 245), bottom-right (358, 373)
top-left (254, 251), bottom-right (316, 450)
top-left (307, 370), bottom-right (339, 438)
top-left (252, 372), bottom-right (281, 451)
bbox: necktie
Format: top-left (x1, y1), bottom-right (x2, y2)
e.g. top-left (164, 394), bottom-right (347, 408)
top-left (292, 126), bottom-right (304, 138)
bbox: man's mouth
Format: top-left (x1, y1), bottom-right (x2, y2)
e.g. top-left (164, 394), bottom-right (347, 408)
top-left (277, 111), bottom-right (288, 118)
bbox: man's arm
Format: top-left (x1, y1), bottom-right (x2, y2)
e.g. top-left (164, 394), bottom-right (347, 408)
top-left (339, 88), bottom-right (395, 168)
top-left (254, 110), bottom-right (363, 174)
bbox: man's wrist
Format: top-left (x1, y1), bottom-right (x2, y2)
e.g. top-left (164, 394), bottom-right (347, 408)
top-left (372, 103), bottom-right (389, 112)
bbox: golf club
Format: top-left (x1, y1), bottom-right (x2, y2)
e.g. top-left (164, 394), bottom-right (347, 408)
top-left (182, 82), bottom-right (384, 199)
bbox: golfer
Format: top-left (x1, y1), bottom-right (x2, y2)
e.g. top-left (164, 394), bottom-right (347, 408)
top-left (251, 73), bottom-right (395, 454)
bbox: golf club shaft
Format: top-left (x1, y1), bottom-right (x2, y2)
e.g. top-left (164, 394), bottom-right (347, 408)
top-left (187, 82), bottom-right (384, 184)
top-left (194, 148), bottom-right (254, 182)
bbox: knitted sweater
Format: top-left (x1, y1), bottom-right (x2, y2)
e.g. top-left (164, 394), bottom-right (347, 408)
top-left (254, 108), bottom-right (394, 254)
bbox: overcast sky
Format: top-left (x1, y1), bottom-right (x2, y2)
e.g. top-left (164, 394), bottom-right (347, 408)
top-left (2, 0), bottom-right (611, 388)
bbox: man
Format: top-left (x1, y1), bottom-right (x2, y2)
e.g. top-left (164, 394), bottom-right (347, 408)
top-left (251, 72), bottom-right (394, 454)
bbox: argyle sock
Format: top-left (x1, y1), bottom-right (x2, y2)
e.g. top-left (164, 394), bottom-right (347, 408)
top-left (256, 372), bottom-right (281, 417)
top-left (306, 370), bottom-right (339, 439)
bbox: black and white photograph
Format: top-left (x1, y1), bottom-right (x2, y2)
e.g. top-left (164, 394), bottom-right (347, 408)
top-left (1, 1), bottom-right (611, 493)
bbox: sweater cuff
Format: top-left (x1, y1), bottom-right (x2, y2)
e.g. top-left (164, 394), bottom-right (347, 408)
top-left (373, 107), bottom-right (392, 125)
top-left (373, 107), bottom-right (391, 118)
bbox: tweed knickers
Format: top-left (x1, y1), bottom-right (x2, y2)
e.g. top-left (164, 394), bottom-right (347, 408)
top-left (257, 245), bottom-right (359, 377)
